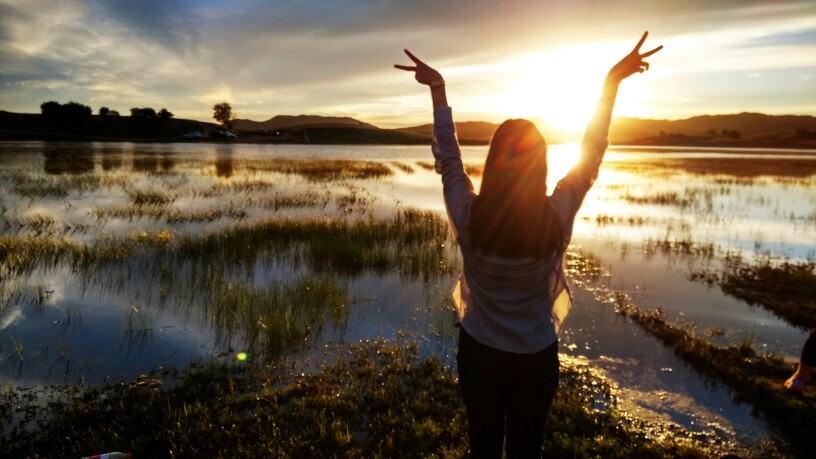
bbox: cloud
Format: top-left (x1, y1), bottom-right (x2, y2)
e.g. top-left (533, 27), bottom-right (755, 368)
top-left (737, 29), bottom-right (816, 48)
top-left (0, 0), bottom-right (814, 124)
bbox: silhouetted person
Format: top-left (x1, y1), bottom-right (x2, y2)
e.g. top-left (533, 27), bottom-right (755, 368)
top-left (785, 331), bottom-right (815, 393)
top-left (396, 32), bottom-right (662, 458)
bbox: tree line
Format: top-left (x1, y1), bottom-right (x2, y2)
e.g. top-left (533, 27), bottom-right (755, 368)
top-left (38, 100), bottom-right (234, 129)
top-left (39, 101), bottom-right (174, 122)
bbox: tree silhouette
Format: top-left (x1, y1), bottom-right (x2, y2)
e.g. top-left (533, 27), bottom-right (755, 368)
top-left (213, 102), bottom-right (233, 128)
top-left (40, 101), bottom-right (92, 123)
top-left (158, 108), bottom-right (174, 120)
top-left (130, 107), bottom-right (157, 118)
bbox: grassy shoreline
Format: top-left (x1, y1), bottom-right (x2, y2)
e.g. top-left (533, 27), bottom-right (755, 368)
top-left (566, 250), bottom-right (816, 457)
top-left (3, 339), bottom-right (725, 458)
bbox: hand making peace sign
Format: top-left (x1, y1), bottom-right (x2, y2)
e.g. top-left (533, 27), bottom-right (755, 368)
top-left (394, 49), bottom-right (445, 87)
top-left (608, 31), bottom-right (663, 83)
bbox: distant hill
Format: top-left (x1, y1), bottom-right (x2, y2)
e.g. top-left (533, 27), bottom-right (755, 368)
top-left (399, 113), bottom-right (816, 146)
top-left (610, 112), bottom-right (816, 144)
top-left (397, 121), bottom-right (500, 143)
top-left (2, 109), bottom-right (814, 148)
top-left (233, 115), bottom-right (378, 131)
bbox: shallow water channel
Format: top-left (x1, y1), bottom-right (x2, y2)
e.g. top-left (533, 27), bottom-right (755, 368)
top-left (1, 141), bottom-right (814, 450)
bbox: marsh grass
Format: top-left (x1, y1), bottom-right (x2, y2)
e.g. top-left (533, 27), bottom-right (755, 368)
top-left (335, 187), bottom-right (373, 212)
top-left (2, 339), bottom-right (714, 458)
top-left (4, 209), bottom-right (455, 365)
top-left (248, 191), bottom-right (330, 211)
top-left (642, 236), bottom-right (717, 259)
top-left (390, 161), bottom-right (415, 174)
top-left (605, 157), bottom-right (816, 179)
top-left (592, 214), bottom-right (655, 227)
top-left (618, 191), bottom-right (709, 210)
top-left (222, 179), bottom-right (277, 193)
top-left (3, 208), bottom-right (453, 285)
top-left (93, 205), bottom-right (248, 223)
top-left (205, 276), bottom-right (347, 359)
top-left (7, 173), bottom-right (103, 199)
top-left (415, 161), bottom-right (435, 171)
top-left (2, 213), bottom-right (58, 231)
top-left (690, 258), bottom-right (816, 329)
top-left (162, 209), bottom-right (454, 280)
top-left (610, 294), bottom-right (813, 457)
top-left (129, 189), bottom-right (176, 206)
top-left (0, 235), bottom-right (84, 278)
top-left (464, 163), bottom-right (484, 177)
top-left (125, 305), bottom-right (151, 332)
top-left (244, 159), bottom-right (393, 181)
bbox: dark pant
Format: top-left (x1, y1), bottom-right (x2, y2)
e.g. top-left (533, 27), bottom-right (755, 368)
top-left (457, 326), bottom-right (559, 459)
top-left (802, 331), bottom-right (816, 367)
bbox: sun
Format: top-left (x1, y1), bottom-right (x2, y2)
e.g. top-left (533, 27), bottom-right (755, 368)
top-left (493, 43), bottom-right (632, 140)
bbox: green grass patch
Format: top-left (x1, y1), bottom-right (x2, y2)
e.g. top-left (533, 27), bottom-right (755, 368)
top-left (2, 340), bottom-right (713, 458)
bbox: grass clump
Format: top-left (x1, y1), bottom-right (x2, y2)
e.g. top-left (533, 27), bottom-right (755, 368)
top-left (2, 340), bottom-right (715, 458)
top-left (129, 189), bottom-right (176, 206)
top-left (93, 205), bottom-right (247, 224)
top-left (249, 192), bottom-right (329, 211)
top-left (464, 163), bottom-right (484, 177)
top-left (246, 158), bottom-right (393, 182)
top-left (691, 259), bottom-right (816, 329)
top-left (169, 209), bottom-right (454, 280)
top-left (390, 161), bottom-right (415, 174)
top-left (415, 161), bottom-right (435, 171)
top-left (7, 173), bottom-right (102, 199)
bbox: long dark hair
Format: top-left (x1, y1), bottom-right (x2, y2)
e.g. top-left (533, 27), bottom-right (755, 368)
top-left (469, 119), bottom-right (559, 258)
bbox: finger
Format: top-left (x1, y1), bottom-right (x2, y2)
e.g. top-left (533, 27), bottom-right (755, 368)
top-left (394, 64), bottom-right (416, 71)
top-left (642, 62), bottom-right (650, 71)
top-left (632, 31), bottom-right (648, 52)
top-left (640, 45), bottom-right (663, 58)
top-left (403, 49), bottom-right (424, 65)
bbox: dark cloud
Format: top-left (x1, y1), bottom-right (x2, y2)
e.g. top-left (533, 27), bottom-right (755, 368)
top-left (90, 0), bottom-right (201, 54)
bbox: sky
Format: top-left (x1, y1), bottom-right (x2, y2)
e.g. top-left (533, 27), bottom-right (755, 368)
top-left (1, 0), bottom-right (815, 135)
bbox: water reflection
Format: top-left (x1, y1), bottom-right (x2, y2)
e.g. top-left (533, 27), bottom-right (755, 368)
top-left (42, 143), bottom-right (94, 175)
top-left (132, 149), bottom-right (175, 173)
top-left (100, 146), bottom-right (124, 171)
top-left (215, 145), bottom-right (234, 178)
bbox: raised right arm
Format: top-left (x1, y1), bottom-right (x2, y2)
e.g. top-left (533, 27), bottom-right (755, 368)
top-left (395, 49), bottom-right (475, 236)
top-left (552, 32), bottom-right (662, 224)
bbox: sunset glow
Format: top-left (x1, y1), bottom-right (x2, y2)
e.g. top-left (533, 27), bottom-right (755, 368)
top-left (0, 1), bottom-right (813, 129)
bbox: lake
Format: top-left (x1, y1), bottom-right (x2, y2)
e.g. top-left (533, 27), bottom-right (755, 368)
top-left (1, 140), bottom-right (814, 450)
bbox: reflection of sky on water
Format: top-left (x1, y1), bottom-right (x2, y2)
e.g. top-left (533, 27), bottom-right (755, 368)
top-left (562, 288), bottom-right (769, 446)
top-left (1, 141), bottom-right (814, 445)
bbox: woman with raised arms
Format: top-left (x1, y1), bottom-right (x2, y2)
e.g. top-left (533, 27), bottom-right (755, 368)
top-left (395, 32), bottom-right (662, 458)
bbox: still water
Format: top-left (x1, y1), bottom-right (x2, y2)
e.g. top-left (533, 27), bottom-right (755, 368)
top-left (1, 141), bottom-right (815, 448)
